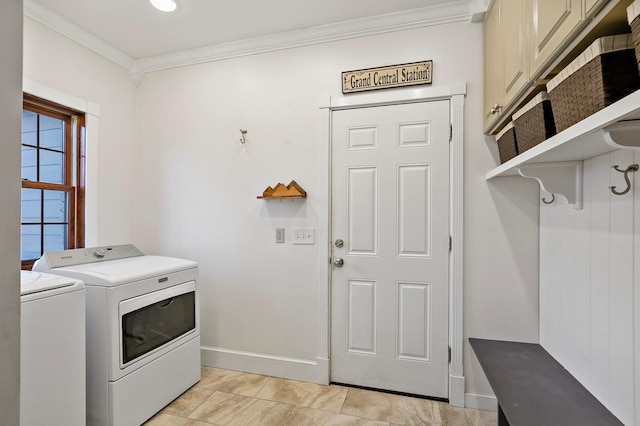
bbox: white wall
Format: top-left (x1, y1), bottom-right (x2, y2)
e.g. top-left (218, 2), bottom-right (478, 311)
top-left (0, 1), bottom-right (23, 424)
top-left (19, 10), bottom-right (541, 406)
top-left (135, 20), bottom-right (540, 402)
top-left (22, 16), bottom-right (137, 246)
top-left (540, 148), bottom-right (639, 425)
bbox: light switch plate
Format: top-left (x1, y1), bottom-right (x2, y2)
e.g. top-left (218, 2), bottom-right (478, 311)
top-left (292, 227), bottom-right (314, 245)
top-left (276, 228), bottom-right (285, 243)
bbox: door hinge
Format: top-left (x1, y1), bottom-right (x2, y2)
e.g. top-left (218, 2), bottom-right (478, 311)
top-left (448, 235), bottom-right (452, 252)
top-left (449, 123), bottom-right (453, 142)
top-left (448, 346), bottom-right (452, 362)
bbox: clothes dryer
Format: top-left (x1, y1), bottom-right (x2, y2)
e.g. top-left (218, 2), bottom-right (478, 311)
top-left (33, 244), bottom-right (200, 426)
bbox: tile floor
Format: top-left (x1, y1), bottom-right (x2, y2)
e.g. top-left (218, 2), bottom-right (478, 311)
top-left (145, 367), bottom-right (496, 426)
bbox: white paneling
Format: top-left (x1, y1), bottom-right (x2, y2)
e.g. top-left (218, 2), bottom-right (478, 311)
top-left (397, 282), bottom-right (430, 361)
top-left (398, 122), bottom-right (430, 147)
top-left (572, 161), bottom-right (591, 387)
top-left (540, 150), bottom-right (637, 424)
top-left (608, 149), bottom-right (635, 425)
top-left (348, 126), bottom-right (378, 150)
top-left (347, 279), bottom-right (377, 355)
top-left (397, 164), bottom-right (430, 257)
top-left (589, 153), bottom-right (611, 408)
top-left (348, 167), bottom-right (378, 255)
top-left (634, 149), bottom-right (640, 424)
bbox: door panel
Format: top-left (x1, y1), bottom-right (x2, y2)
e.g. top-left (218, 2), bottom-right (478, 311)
top-left (397, 281), bottom-right (431, 361)
top-left (330, 100), bottom-right (450, 398)
top-left (529, 0), bottom-right (582, 73)
top-left (347, 279), bottom-right (377, 354)
top-left (348, 167), bottom-right (378, 255)
top-left (398, 164), bottom-right (431, 257)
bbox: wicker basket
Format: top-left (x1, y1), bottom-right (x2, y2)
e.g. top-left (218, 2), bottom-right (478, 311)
top-left (628, 1), bottom-right (640, 74)
top-left (496, 122), bottom-right (518, 164)
top-left (546, 34), bottom-right (640, 133)
top-left (512, 91), bottom-right (556, 154)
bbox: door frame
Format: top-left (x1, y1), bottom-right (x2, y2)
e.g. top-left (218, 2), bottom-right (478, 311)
top-left (317, 82), bottom-right (466, 406)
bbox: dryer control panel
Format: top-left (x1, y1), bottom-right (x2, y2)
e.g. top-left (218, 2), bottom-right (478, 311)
top-left (34, 244), bottom-right (145, 269)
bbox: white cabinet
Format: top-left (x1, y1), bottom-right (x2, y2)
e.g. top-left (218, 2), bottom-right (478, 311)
top-left (484, 0), bottom-right (530, 129)
top-left (584, 0), bottom-right (609, 18)
top-left (483, 0), bottom-right (627, 133)
top-left (528, 0), bottom-right (583, 76)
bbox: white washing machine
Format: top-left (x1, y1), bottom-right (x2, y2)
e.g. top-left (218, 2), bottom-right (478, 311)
top-left (20, 270), bottom-right (86, 426)
top-left (33, 244), bottom-right (201, 426)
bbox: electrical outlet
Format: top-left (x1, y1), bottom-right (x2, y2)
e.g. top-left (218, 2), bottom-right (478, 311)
top-left (276, 228), bottom-right (285, 243)
top-left (292, 227), bottom-right (315, 245)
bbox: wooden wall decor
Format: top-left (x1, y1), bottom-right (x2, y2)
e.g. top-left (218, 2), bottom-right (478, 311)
top-left (257, 180), bottom-right (306, 199)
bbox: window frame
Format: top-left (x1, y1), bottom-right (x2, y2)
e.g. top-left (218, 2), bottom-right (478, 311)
top-left (21, 94), bottom-right (85, 270)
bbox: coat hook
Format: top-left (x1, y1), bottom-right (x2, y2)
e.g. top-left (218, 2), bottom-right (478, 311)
top-left (610, 164), bottom-right (639, 196)
top-left (239, 129), bottom-right (248, 144)
top-left (542, 193), bottom-right (556, 204)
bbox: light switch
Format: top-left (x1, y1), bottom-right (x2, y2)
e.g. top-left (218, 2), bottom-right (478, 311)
top-left (292, 227), bottom-right (314, 245)
top-left (276, 228), bottom-right (285, 243)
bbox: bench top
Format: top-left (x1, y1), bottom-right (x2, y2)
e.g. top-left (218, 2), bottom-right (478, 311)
top-left (469, 338), bottom-right (623, 426)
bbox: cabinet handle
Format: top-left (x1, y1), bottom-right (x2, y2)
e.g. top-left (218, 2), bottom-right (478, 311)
top-left (490, 103), bottom-right (503, 115)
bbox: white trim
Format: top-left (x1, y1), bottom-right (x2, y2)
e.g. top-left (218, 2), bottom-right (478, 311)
top-left (23, 79), bottom-right (101, 116)
top-left (201, 346), bottom-right (328, 384)
top-left (137, 3), bottom-right (473, 72)
top-left (22, 79), bottom-right (101, 247)
top-left (319, 83), bottom-right (466, 404)
top-left (464, 393), bottom-right (497, 412)
top-left (329, 84), bottom-right (467, 110)
top-left (23, 0), bottom-right (475, 79)
top-left (23, 0), bottom-right (134, 70)
top-left (317, 100), bottom-right (332, 378)
top-left (449, 92), bottom-right (465, 406)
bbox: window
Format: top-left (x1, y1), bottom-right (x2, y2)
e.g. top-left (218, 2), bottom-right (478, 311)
top-left (21, 94), bottom-right (85, 269)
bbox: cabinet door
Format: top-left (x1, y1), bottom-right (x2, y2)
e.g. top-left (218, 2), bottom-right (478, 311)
top-left (501, 0), bottom-right (529, 107)
top-left (584, 0), bottom-right (607, 19)
top-left (529, 0), bottom-right (583, 77)
top-left (484, 1), bottom-right (501, 129)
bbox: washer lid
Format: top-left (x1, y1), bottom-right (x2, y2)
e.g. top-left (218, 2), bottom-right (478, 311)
top-left (20, 270), bottom-right (83, 296)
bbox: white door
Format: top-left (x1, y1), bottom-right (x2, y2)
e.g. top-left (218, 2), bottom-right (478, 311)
top-left (330, 100), bottom-right (450, 398)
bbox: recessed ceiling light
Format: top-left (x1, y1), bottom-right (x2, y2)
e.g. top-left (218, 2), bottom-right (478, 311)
top-left (149, 0), bottom-right (177, 12)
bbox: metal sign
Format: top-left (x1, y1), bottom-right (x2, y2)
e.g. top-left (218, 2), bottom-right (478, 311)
top-left (342, 60), bottom-right (433, 94)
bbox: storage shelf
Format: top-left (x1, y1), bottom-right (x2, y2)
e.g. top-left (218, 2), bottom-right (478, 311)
top-left (486, 89), bottom-right (640, 180)
top-left (257, 180), bottom-right (306, 199)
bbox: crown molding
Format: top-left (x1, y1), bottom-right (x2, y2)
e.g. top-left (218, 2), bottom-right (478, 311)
top-left (24, 0), bottom-right (480, 82)
top-left (24, 0), bottom-right (135, 70)
top-left (138, 1), bottom-right (475, 72)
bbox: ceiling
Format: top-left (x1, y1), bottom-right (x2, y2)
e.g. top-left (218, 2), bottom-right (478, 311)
top-left (26, 0), bottom-right (485, 73)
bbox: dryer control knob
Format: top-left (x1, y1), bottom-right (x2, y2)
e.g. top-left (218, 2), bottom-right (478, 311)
top-left (93, 249), bottom-right (106, 258)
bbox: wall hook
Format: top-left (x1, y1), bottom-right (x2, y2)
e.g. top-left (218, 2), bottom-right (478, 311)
top-left (239, 129), bottom-right (248, 144)
top-left (610, 164), bottom-right (639, 196)
top-left (542, 194), bottom-right (556, 204)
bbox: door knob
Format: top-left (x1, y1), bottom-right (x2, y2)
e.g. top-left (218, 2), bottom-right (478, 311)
top-left (333, 257), bottom-right (344, 267)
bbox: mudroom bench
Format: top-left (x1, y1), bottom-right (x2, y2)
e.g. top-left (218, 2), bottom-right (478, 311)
top-left (469, 338), bottom-right (623, 426)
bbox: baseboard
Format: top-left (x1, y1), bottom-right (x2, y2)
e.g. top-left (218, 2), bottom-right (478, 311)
top-left (201, 346), bottom-right (329, 385)
top-left (464, 393), bottom-right (497, 412)
top-left (449, 374), bottom-right (465, 407)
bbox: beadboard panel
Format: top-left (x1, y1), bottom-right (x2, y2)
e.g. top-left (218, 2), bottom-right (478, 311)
top-left (539, 149), bottom-right (638, 425)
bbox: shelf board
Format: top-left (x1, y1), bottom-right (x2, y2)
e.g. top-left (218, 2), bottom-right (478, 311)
top-left (257, 180), bottom-right (306, 199)
top-left (486, 89), bottom-right (640, 180)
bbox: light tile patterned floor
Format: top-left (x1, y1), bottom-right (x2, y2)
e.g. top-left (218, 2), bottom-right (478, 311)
top-left (145, 367), bottom-right (496, 426)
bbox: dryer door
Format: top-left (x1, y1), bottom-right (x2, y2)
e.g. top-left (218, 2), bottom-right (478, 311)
top-left (119, 281), bottom-right (196, 367)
